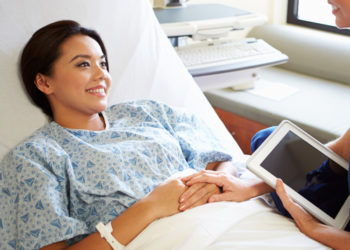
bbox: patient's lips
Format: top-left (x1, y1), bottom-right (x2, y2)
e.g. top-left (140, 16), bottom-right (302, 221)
top-left (328, 0), bottom-right (340, 14)
top-left (332, 4), bottom-right (340, 14)
top-left (86, 85), bottom-right (106, 97)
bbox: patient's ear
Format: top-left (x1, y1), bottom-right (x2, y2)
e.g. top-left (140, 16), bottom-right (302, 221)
top-left (34, 73), bottom-right (53, 95)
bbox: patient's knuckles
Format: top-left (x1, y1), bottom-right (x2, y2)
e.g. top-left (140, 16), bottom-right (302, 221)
top-left (170, 178), bottom-right (182, 185)
top-left (168, 178), bottom-right (185, 188)
top-left (197, 183), bottom-right (218, 198)
top-left (207, 183), bottom-right (220, 193)
top-left (160, 179), bottom-right (186, 197)
top-left (191, 182), bottom-right (205, 192)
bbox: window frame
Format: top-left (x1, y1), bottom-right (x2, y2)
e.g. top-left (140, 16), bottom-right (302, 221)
top-left (287, 0), bottom-right (350, 36)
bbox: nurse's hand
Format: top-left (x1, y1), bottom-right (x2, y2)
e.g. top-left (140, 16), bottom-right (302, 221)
top-left (276, 179), bottom-right (350, 249)
top-left (275, 178), bottom-right (318, 235)
top-left (179, 170), bottom-right (273, 211)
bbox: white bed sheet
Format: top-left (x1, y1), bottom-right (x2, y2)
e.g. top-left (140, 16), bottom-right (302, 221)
top-left (127, 199), bottom-right (328, 250)
top-left (0, 0), bottom-right (328, 249)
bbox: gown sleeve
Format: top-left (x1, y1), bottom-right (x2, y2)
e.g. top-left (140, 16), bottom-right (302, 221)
top-left (0, 139), bottom-right (88, 250)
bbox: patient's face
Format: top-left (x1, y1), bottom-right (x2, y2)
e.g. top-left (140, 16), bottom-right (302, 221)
top-left (328, 0), bottom-right (350, 28)
top-left (45, 34), bottom-right (111, 119)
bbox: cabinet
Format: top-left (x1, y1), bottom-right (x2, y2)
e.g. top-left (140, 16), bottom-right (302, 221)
top-left (214, 107), bottom-right (268, 154)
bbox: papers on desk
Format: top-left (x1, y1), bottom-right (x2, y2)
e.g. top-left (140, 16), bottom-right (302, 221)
top-left (247, 79), bottom-right (298, 101)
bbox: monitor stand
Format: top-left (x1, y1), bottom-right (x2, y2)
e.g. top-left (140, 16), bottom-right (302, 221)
top-left (153, 0), bottom-right (187, 9)
top-left (166, 0), bottom-right (186, 7)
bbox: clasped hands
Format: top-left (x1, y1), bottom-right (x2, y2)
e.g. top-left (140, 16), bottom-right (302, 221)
top-left (179, 170), bottom-right (254, 211)
top-left (143, 169), bottom-right (224, 220)
top-left (148, 169), bottom-right (256, 220)
top-left (151, 168), bottom-right (319, 235)
top-left (180, 170), bottom-right (320, 236)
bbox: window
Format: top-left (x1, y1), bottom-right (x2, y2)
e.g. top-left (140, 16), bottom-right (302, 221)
top-left (287, 0), bottom-right (350, 36)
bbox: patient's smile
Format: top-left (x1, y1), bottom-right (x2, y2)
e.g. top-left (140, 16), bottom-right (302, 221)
top-left (87, 87), bottom-right (106, 96)
top-left (332, 4), bottom-right (340, 14)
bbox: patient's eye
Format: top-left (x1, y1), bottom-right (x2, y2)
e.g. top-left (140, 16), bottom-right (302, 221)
top-left (77, 61), bottom-right (90, 67)
top-left (100, 61), bottom-right (107, 69)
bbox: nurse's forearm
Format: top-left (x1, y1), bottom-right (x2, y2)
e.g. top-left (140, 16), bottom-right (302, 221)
top-left (306, 223), bottom-right (350, 250)
top-left (205, 161), bottom-right (273, 198)
top-left (246, 178), bottom-right (274, 198)
top-left (327, 127), bottom-right (350, 162)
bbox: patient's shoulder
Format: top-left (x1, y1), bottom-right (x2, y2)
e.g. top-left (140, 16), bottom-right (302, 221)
top-left (108, 99), bottom-right (168, 110)
top-left (2, 122), bottom-right (63, 163)
top-left (106, 99), bottom-right (188, 119)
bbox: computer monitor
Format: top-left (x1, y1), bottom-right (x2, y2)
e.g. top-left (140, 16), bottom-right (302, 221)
top-left (153, 4), bottom-right (267, 38)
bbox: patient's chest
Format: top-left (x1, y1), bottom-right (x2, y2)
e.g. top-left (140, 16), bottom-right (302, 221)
top-left (46, 112), bottom-right (193, 225)
top-left (60, 123), bottom-right (187, 196)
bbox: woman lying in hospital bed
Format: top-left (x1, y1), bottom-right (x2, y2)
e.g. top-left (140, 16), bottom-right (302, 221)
top-left (0, 19), bottom-right (328, 250)
top-left (1, 20), bottom-right (238, 249)
top-left (0, 1), bottom-right (329, 250)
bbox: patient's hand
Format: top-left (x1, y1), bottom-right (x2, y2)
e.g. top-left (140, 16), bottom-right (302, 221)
top-left (144, 177), bottom-right (188, 219)
top-left (178, 181), bottom-right (221, 211)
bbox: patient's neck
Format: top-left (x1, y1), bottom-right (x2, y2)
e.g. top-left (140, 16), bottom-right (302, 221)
top-left (53, 111), bottom-right (106, 131)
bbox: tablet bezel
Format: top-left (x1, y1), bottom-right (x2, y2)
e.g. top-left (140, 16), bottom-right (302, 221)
top-left (247, 120), bottom-right (350, 229)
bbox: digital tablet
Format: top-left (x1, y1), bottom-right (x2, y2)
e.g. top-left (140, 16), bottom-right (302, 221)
top-left (247, 120), bottom-right (350, 229)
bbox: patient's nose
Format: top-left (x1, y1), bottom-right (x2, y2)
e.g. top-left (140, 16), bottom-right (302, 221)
top-left (94, 63), bottom-right (109, 80)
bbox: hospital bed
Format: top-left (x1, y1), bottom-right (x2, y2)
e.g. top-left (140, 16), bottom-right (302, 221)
top-left (0, 0), bottom-right (328, 249)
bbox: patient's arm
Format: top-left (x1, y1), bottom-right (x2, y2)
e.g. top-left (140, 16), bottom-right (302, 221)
top-left (41, 178), bottom-right (187, 250)
top-left (275, 179), bottom-right (350, 250)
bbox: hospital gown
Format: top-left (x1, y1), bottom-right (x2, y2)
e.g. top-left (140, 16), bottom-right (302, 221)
top-left (0, 100), bottom-right (232, 250)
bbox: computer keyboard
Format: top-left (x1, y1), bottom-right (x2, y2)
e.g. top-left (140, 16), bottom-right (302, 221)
top-left (175, 38), bottom-right (288, 76)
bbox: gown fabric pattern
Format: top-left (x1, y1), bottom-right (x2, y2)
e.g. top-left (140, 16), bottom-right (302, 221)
top-left (0, 100), bottom-right (232, 250)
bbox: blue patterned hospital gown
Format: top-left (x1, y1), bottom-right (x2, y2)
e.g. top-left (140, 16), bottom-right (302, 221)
top-left (0, 100), bottom-right (232, 249)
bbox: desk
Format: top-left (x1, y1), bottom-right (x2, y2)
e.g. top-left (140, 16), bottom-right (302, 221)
top-left (205, 67), bottom-right (350, 151)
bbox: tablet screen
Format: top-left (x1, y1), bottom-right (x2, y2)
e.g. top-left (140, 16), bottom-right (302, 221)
top-left (261, 131), bottom-right (348, 218)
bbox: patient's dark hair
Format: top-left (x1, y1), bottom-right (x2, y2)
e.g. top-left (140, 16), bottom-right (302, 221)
top-left (20, 20), bottom-right (109, 119)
